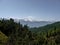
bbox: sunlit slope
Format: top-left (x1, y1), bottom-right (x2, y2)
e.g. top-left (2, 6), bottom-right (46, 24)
top-left (0, 31), bottom-right (8, 45)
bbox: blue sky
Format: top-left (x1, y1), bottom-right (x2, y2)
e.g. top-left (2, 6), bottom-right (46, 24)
top-left (0, 0), bottom-right (60, 21)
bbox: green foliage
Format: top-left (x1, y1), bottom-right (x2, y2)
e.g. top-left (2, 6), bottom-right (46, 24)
top-left (0, 18), bottom-right (60, 45)
top-left (30, 22), bottom-right (60, 32)
top-left (0, 31), bottom-right (8, 45)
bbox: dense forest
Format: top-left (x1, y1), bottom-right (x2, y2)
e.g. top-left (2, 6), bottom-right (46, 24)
top-left (0, 18), bottom-right (60, 45)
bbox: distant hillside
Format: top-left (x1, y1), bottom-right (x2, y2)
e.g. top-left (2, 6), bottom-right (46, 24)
top-left (30, 21), bottom-right (60, 32)
top-left (14, 19), bottom-right (53, 27)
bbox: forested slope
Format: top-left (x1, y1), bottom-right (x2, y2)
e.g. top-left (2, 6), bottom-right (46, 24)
top-left (0, 18), bottom-right (60, 45)
top-left (30, 22), bottom-right (60, 32)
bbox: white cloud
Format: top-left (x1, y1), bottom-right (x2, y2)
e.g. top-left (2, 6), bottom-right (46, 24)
top-left (22, 16), bottom-right (43, 21)
top-left (23, 16), bottom-right (34, 21)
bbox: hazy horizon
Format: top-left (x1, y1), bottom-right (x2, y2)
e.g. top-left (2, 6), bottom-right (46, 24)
top-left (0, 0), bottom-right (60, 21)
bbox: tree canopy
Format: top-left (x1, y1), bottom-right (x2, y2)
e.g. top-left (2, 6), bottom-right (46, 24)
top-left (0, 18), bottom-right (60, 45)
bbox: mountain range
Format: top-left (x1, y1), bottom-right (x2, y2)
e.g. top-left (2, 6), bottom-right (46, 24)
top-left (0, 18), bottom-right (54, 27)
top-left (14, 19), bottom-right (53, 27)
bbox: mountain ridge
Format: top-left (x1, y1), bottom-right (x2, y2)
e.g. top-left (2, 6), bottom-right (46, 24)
top-left (14, 19), bottom-right (53, 27)
top-left (30, 21), bottom-right (60, 32)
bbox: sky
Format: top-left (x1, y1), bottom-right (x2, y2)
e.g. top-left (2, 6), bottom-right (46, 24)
top-left (0, 0), bottom-right (60, 21)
